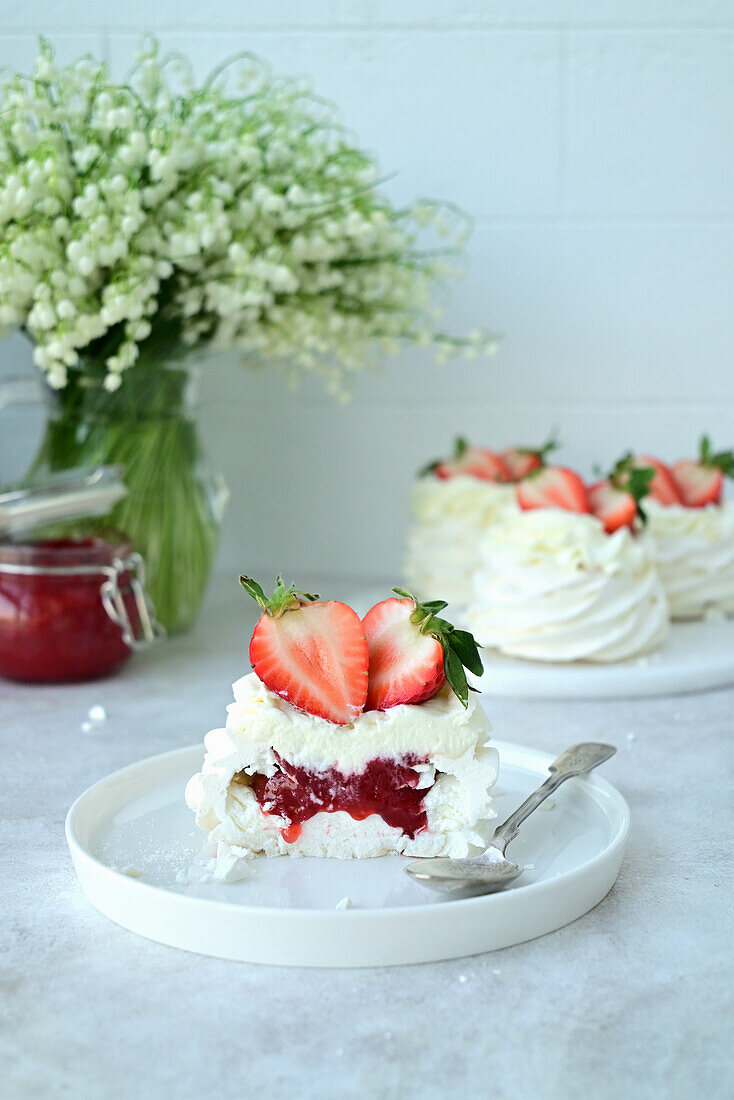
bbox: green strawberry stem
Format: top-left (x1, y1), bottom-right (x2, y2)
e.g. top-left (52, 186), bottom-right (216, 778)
top-left (240, 574), bottom-right (318, 617)
top-left (418, 436), bottom-right (468, 477)
top-left (516, 431), bottom-right (560, 462)
top-left (393, 586), bottom-right (483, 707)
top-left (699, 435), bottom-right (734, 477)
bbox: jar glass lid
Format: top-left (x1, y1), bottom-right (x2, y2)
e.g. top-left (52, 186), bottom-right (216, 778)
top-left (0, 466), bottom-right (127, 538)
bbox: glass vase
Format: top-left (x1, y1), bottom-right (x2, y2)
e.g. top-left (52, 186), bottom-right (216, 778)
top-left (26, 355), bottom-right (228, 634)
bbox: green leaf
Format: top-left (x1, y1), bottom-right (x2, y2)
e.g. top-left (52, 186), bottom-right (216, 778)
top-left (699, 434), bottom-right (734, 478)
top-left (418, 458), bottom-right (441, 477)
top-left (417, 437), bottom-right (468, 477)
top-left (607, 453), bottom-right (655, 525)
top-left (517, 431), bottom-right (561, 463)
top-left (448, 629), bottom-right (484, 676)
top-left (239, 574), bottom-right (267, 607)
top-left (239, 574), bottom-right (318, 616)
top-left (421, 599), bottom-right (449, 613)
top-left (700, 434), bottom-right (712, 464)
top-left (443, 645), bottom-right (469, 708)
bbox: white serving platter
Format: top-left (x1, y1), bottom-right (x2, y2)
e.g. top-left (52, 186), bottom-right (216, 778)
top-left (473, 618), bottom-right (734, 699)
top-left (66, 740), bottom-right (629, 968)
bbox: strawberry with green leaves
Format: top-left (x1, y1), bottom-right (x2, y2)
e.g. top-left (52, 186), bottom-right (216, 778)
top-left (588, 454), bottom-right (655, 534)
top-left (240, 576), bottom-right (369, 725)
top-left (516, 465), bottom-right (590, 514)
top-left (631, 455), bottom-right (682, 506)
top-left (362, 588), bottom-right (483, 711)
top-left (421, 437), bottom-right (509, 483)
top-left (672, 436), bottom-right (734, 508)
top-left (501, 435), bottom-right (559, 481)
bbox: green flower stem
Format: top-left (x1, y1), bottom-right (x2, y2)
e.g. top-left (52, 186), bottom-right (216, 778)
top-left (29, 357), bottom-right (220, 633)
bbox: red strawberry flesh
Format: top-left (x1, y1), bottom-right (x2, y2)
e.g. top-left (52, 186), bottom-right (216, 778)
top-left (249, 600), bottom-right (368, 725)
top-left (516, 466), bottom-right (590, 514)
top-left (588, 480), bottom-right (637, 534)
top-left (502, 448), bottom-right (543, 481)
top-left (672, 460), bottom-right (723, 508)
top-left (435, 446), bottom-right (509, 483)
top-left (363, 597), bottom-right (445, 711)
top-left (633, 455), bottom-right (682, 506)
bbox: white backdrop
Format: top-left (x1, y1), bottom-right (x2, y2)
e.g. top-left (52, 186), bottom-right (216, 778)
top-left (1, 1), bottom-right (733, 582)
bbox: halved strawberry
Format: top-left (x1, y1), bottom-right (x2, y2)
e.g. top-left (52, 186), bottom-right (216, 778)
top-left (363, 588), bottom-right (483, 711)
top-left (673, 462), bottom-right (723, 507)
top-left (240, 576), bottom-right (368, 725)
top-left (422, 438), bottom-right (510, 483)
top-left (501, 435), bottom-right (559, 481)
top-left (588, 481), bottom-right (637, 534)
top-left (589, 454), bottom-right (655, 533)
top-left (516, 466), bottom-right (590, 514)
top-left (632, 455), bottom-right (682, 506)
top-left (672, 436), bottom-right (734, 508)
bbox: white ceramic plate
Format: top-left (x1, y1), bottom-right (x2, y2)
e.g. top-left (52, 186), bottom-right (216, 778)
top-left (66, 740), bottom-right (629, 968)
top-left (472, 618), bottom-right (734, 699)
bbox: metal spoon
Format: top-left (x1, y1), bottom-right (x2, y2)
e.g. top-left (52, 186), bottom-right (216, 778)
top-left (405, 742), bottom-right (616, 897)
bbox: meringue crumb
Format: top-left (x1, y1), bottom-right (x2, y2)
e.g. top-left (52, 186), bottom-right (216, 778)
top-left (88, 705), bottom-right (106, 722)
top-left (492, 968), bottom-right (501, 975)
top-left (627, 732), bottom-right (636, 743)
top-left (335, 896), bottom-right (353, 910)
top-left (458, 974), bottom-right (468, 984)
top-left (524, 863), bottom-right (536, 871)
top-left (211, 843), bottom-right (251, 883)
top-left (539, 799), bottom-right (555, 812)
top-left (80, 722), bottom-right (93, 733)
top-left (122, 866), bottom-right (142, 878)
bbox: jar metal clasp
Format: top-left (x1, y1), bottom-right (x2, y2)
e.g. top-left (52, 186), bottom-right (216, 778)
top-left (100, 552), bottom-right (165, 651)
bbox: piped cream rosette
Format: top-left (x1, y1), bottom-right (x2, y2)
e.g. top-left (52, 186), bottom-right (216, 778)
top-left (404, 476), bottom-right (517, 606)
top-left (466, 509), bottom-right (670, 662)
top-left (645, 500), bottom-right (734, 620)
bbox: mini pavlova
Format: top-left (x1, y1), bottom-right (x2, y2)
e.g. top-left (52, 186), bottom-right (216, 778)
top-left (186, 578), bottom-right (498, 864)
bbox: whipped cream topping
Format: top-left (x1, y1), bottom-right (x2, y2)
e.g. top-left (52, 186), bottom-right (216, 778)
top-left (186, 672), bottom-right (498, 859)
top-left (466, 509), bottom-right (670, 662)
top-left (645, 500), bottom-right (734, 619)
top-left (404, 476), bottom-right (517, 605)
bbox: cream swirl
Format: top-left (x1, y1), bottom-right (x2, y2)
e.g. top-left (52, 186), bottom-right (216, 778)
top-left (466, 510), bottom-right (669, 662)
top-left (645, 500), bottom-right (734, 620)
top-left (404, 476), bottom-right (517, 605)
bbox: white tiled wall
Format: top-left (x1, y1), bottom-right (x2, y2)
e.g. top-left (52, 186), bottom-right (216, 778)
top-left (1, 2), bottom-right (733, 583)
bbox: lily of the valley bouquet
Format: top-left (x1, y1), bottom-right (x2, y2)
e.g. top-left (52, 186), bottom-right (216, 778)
top-left (0, 39), bottom-right (495, 631)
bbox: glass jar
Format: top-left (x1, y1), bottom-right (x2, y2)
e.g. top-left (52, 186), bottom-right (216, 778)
top-left (0, 535), bottom-right (159, 682)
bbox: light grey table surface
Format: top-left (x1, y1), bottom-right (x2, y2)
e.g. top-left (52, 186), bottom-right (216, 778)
top-left (2, 576), bottom-right (733, 1100)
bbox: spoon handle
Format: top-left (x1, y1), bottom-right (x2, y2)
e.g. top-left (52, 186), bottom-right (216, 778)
top-left (491, 742), bottom-right (616, 853)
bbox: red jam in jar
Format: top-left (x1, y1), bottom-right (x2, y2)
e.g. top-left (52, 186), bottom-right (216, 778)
top-left (0, 537), bottom-right (136, 683)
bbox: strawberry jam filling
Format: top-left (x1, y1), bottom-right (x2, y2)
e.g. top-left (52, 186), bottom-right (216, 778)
top-left (250, 751), bottom-right (430, 841)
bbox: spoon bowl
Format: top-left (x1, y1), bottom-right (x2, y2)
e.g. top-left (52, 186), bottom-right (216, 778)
top-left (405, 847), bottom-right (522, 896)
top-left (405, 742), bottom-right (616, 897)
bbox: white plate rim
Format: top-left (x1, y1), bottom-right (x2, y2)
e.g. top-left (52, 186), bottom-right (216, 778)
top-left (472, 619), bottom-right (734, 699)
top-left (66, 741), bottom-right (630, 966)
